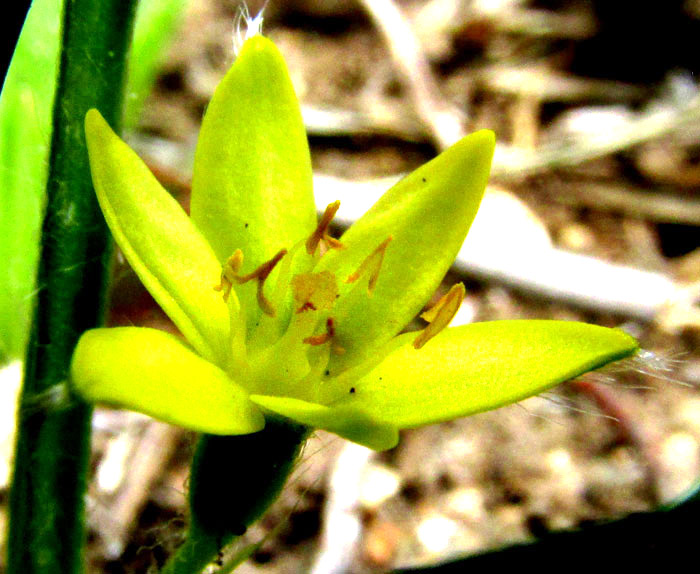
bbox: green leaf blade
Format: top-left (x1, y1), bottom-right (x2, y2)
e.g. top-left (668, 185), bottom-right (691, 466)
top-left (124, 0), bottom-right (188, 126)
top-left (71, 327), bottom-right (264, 434)
top-left (335, 320), bottom-right (638, 428)
top-left (0, 0), bottom-right (61, 360)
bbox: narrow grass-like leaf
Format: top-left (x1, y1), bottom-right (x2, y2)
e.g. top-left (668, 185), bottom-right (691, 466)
top-left (123, 0), bottom-right (188, 125)
top-left (0, 0), bottom-right (187, 363)
top-left (0, 0), bottom-right (60, 361)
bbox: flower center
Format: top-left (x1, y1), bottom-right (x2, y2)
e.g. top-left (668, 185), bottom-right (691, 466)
top-left (212, 201), bottom-right (459, 401)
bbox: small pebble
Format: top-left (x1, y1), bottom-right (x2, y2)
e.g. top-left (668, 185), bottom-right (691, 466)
top-left (359, 463), bottom-right (401, 509)
top-left (364, 521), bottom-right (401, 567)
top-left (545, 448), bottom-right (584, 501)
top-left (97, 434), bottom-right (132, 494)
top-left (559, 223), bottom-right (594, 251)
top-left (492, 504), bottom-right (528, 543)
top-left (674, 397), bottom-right (700, 434)
top-left (659, 432), bottom-right (699, 500)
top-left (446, 487), bottom-right (485, 522)
top-left (416, 514), bottom-right (458, 555)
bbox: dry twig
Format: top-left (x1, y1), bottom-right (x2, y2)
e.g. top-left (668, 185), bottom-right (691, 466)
top-left (358, 0), bottom-right (466, 149)
top-left (310, 442), bottom-right (375, 574)
top-left (92, 418), bottom-right (182, 559)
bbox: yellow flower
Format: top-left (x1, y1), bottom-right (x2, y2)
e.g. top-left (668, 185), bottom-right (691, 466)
top-left (70, 36), bottom-right (637, 451)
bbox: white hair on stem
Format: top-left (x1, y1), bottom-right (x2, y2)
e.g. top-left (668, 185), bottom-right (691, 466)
top-left (233, 3), bottom-right (266, 56)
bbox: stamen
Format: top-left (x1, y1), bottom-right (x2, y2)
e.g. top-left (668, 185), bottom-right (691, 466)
top-left (304, 318), bottom-right (336, 346)
top-left (213, 279), bottom-right (232, 301)
top-left (345, 236), bottom-right (393, 294)
top-left (213, 250), bottom-right (244, 302)
top-left (306, 201), bottom-right (343, 255)
top-left (413, 283), bottom-right (465, 349)
top-left (217, 249), bottom-right (287, 316)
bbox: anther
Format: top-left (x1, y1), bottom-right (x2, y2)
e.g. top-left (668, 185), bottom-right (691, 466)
top-left (413, 283), bottom-right (465, 349)
top-left (216, 249), bottom-right (287, 316)
top-left (345, 236), bottom-right (392, 294)
top-left (214, 250), bottom-right (244, 302)
top-left (306, 201), bottom-right (344, 255)
top-left (304, 318), bottom-right (335, 346)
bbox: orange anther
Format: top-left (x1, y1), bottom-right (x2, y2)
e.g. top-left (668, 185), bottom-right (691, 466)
top-left (345, 236), bottom-right (392, 294)
top-left (413, 283), bottom-right (465, 349)
top-left (306, 201), bottom-right (343, 255)
top-left (304, 318), bottom-right (335, 346)
top-left (217, 249), bottom-right (287, 316)
top-left (232, 249), bottom-right (286, 285)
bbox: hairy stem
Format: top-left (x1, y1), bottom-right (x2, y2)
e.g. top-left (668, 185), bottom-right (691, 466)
top-left (7, 1), bottom-right (137, 572)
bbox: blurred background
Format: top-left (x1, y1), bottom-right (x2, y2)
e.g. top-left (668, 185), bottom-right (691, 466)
top-left (2, 0), bottom-right (700, 571)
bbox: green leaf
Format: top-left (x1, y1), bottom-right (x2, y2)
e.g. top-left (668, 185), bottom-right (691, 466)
top-left (0, 0), bottom-right (60, 360)
top-left (328, 320), bottom-right (638, 428)
top-left (0, 0), bottom-right (187, 362)
top-left (250, 394), bottom-right (399, 451)
top-left (123, 0), bottom-right (188, 126)
top-left (316, 130), bottom-right (495, 371)
top-left (70, 327), bottom-right (264, 434)
top-left (190, 36), bottom-right (316, 329)
top-left (85, 109), bottom-right (229, 364)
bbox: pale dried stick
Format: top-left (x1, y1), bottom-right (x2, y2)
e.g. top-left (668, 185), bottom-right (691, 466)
top-left (415, 0), bottom-right (596, 46)
top-left (129, 94), bottom-right (700, 185)
top-left (546, 179), bottom-right (700, 226)
top-left (476, 66), bottom-right (646, 103)
top-left (309, 442), bottom-right (375, 574)
top-left (92, 418), bottom-right (182, 559)
top-left (491, 95), bottom-right (700, 178)
top-left (358, 0), bottom-right (466, 149)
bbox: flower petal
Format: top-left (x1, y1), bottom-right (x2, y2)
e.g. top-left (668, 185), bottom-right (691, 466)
top-left (70, 327), bottom-right (264, 434)
top-left (85, 109), bottom-right (229, 364)
top-left (191, 36), bottom-right (316, 327)
top-left (249, 394), bottom-right (399, 451)
top-left (317, 130), bottom-right (495, 370)
top-left (328, 320), bottom-right (638, 428)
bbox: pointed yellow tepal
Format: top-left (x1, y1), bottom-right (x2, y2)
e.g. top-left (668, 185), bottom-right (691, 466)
top-left (317, 129), bottom-right (495, 371)
top-left (191, 36), bottom-right (316, 332)
top-left (84, 110), bottom-right (229, 365)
